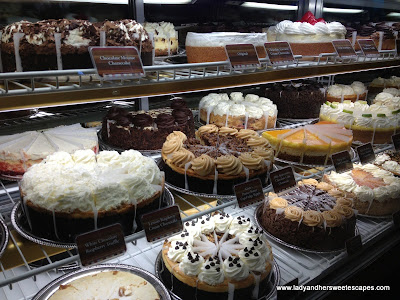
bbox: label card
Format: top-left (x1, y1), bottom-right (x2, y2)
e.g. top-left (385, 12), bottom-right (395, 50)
top-left (393, 210), bottom-right (400, 226)
top-left (89, 46), bottom-right (145, 79)
top-left (141, 205), bottom-right (183, 243)
top-left (269, 167), bottom-right (296, 194)
top-left (234, 178), bottom-right (265, 208)
top-left (331, 151), bottom-right (353, 173)
top-left (332, 40), bottom-right (357, 58)
top-left (357, 39), bottom-right (379, 57)
top-left (392, 133), bottom-right (400, 151)
top-left (346, 234), bottom-right (363, 256)
top-left (356, 143), bottom-right (376, 164)
top-left (225, 44), bottom-right (261, 70)
top-left (264, 42), bottom-right (294, 65)
top-left (76, 224), bottom-right (126, 266)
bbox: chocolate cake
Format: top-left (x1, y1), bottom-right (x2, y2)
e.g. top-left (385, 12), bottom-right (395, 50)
top-left (258, 179), bottom-right (356, 251)
top-left (101, 97), bottom-right (195, 151)
top-left (264, 81), bottom-right (326, 119)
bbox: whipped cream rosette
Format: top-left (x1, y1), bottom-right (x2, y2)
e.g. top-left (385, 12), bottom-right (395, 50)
top-left (161, 213), bottom-right (273, 299)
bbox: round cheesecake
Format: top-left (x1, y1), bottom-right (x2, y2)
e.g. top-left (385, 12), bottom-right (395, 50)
top-left (161, 125), bottom-right (274, 195)
top-left (374, 151), bottom-right (400, 176)
top-left (258, 179), bottom-right (356, 250)
top-left (324, 164), bottom-right (400, 216)
top-left (326, 82), bottom-right (367, 102)
top-left (20, 149), bottom-right (164, 242)
top-left (161, 213), bottom-right (273, 300)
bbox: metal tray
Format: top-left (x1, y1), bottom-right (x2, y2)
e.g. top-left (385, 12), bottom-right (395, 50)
top-left (154, 251), bottom-right (279, 300)
top-left (0, 218), bottom-right (9, 258)
top-left (33, 263), bottom-right (171, 300)
top-left (98, 130), bottom-right (162, 157)
top-left (274, 147), bottom-right (357, 168)
top-left (254, 203), bottom-right (359, 254)
top-left (11, 187), bottom-right (174, 248)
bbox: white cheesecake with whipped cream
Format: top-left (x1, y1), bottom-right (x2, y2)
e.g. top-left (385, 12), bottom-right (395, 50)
top-left (144, 21), bottom-right (178, 56)
top-left (20, 149), bottom-right (164, 242)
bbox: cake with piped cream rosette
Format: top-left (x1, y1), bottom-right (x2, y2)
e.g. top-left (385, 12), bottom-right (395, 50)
top-left (161, 213), bottom-right (273, 300)
top-left (143, 22), bottom-right (178, 56)
top-left (324, 164), bottom-right (400, 216)
top-left (262, 121), bottom-right (353, 165)
top-left (258, 179), bottom-right (356, 251)
top-left (161, 125), bottom-right (274, 195)
top-left (374, 151), bottom-right (400, 176)
top-left (369, 76), bottom-right (400, 94)
top-left (0, 124), bottom-right (98, 177)
top-left (274, 12), bottom-right (346, 57)
top-left (326, 82), bottom-right (367, 102)
top-left (20, 149), bottom-right (164, 242)
top-left (319, 100), bottom-right (400, 144)
top-left (199, 92), bottom-right (277, 130)
top-left (373, 90), bottom-right (400, 109)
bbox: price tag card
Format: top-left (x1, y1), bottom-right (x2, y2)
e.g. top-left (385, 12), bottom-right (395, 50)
top-left (392, 133), bottom-right (400, 151)
top-left (89, 46), bottom-right (145, 79)
top-left (234, 178), bottom-right (264, 208)
top-left (332, 40), bottom-right (357, 58)
top-left (356, 143), bottom-right (376, 164)
top-left (393, 210), bottom-right (400, 226)
top-left (345, 235), bottom-right (362, 256)
top-left (357, 39), bottom-right (379, 57)
top-left (76, 224), bottom-right (126, 266)
top-left (141, 205), bottom-right (183, 243)
top-left (225, 44), bottom-right (261, 70)
top-left (331, 151), bottom-right (353, 173)
top-left (269, 167), bottom-right (296, 194)
top-left (264, 42), bottom-right (294, 65)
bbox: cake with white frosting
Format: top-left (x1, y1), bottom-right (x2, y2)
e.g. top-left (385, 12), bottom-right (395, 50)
top-left (144, 21), bottom-right (178, 56)
top-left (20, 149), bottom-right (164, 242)
top-left (373, 91), bottom-right (400, 109)
top-left (326, 82), bottom-right (367, 102)
top-left (199, 92), bottom-right (277, 130)
top-left (369, 76), bottom-right (400, 94)
top-left (324, 164), bottom-right (400, 216)
top-left (49, 270), bottom-right (160, 300)
top-left (161, 126), bottom-right (274, 195)
top-left (274, 12), bottom-right (346, 57)
top-left (161, 213), bottom-right (273, 299)
top-left (0, 124), bottom-right (98, 177)
top-left (320, 100), bottom-right (400, 144)
top-left (374, 151), bottom-right (400, 176)
top-left (185, 32), bottom-right (267, 63)
top-left (259, 179), bottom-right (356, 250)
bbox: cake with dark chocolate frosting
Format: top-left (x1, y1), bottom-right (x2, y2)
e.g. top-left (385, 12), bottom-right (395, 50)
top-left (258, 179), bottom-right (356, 251)
top-left (101, 97), bottom-right (195, 150)
top-left (264, 81), bottom-right (326, 119)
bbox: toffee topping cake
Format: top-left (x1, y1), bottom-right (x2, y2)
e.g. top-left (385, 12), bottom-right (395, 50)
top-left (262, 121), bottom-right (353, 165)
top-left (319, 100), bottom-right (400, 144)
top-left (199, 92), bottom-right (277, 130)
top-left (161, 213), bottom-right (273, 299)
top-left (49, 269), bottom-right (160, 300)
top-left (258, 179), bottom-right (356, 250)
top-left (264, 81), bottom-right (325, 119)
top-left (0, 124), bottom-right (98, 177)
top-left (324, 164), bottom-right (400, 216)
top-left (102, 97), bottom-right (195, 150)
top-left (161, 125), bottom-right (274, 195)
top-left (20, 149), bottom-right (164, 242)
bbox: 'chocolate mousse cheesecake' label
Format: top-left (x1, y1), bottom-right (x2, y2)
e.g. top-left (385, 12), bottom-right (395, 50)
top-left (357, 39), bottom-right (379, 57)
top-left (269, 166), bottom-right (297, 194)
top-left (264, 41), bottom-right (294, 65)
top-left (332, 40), bottom-right (357, 58)
top-left (225, 44), bottom-right (261, 70)
top-left (76, 224), bottom-right (126, 266)
top-left (356, 143), bottom-right (376, 164)
top-left (331, 150), bottom-right (353, 173)
top-left (234, 178), bottom-right (264, 208)
top-left (392, 133), bottom-right (400, 152)
top-left (141, 205), bottom-right (183, 243)
top-left (89, 46), bottom-right (145, 79)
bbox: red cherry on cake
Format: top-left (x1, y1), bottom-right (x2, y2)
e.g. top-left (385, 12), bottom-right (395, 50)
top-left (316, 18), bottom-right (326, 23)
top-left (300, 11), bottom-right (315, 22)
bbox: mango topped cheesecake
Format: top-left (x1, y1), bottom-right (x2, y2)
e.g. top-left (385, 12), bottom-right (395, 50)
top-left (262, 121), bottom-right (353, 165)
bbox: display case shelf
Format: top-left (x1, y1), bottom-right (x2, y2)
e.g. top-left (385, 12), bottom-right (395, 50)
top-left (0, 54), bottom-right (398, 111)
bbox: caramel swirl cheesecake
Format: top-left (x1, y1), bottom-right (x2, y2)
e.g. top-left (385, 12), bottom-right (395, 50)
top-left (258, 179), bottom-right (356, 250)
top-left (162, 213), bottom-right (273, 300)
top-left (161, 125), bottom-right (274, 195)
